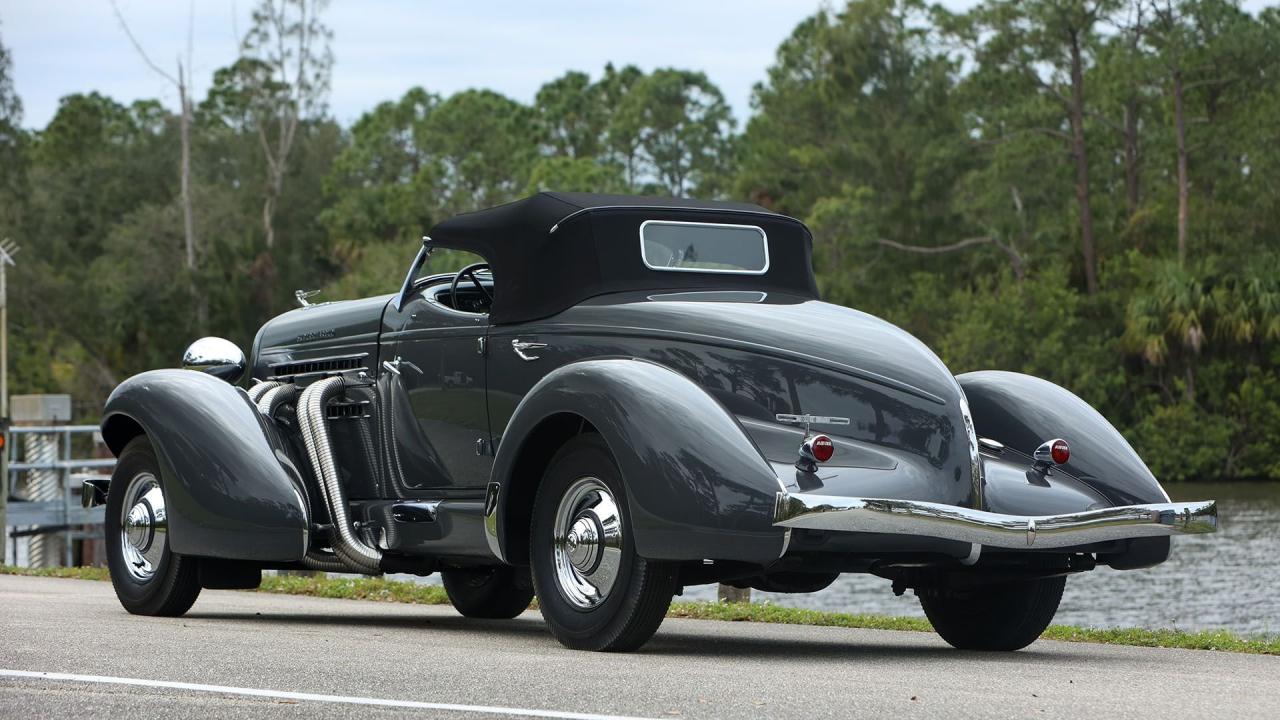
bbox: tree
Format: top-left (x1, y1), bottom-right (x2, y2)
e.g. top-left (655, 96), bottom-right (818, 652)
top-left (321, 85), bottom-right (539, 286)
top-left (618, 69), bottom-right (734, 197)
top-left (321, 87), bottom-right (440, 246)
top-left (239, 0), bottom-right (334, 250)
top-left (535, 71), bottom-right (607, 159)
top-left (1092, 1), bottom-right (1152, 221)
top-left (0, 20), bottom-right (26, 230)
top-left (524, 156), bottom-right (627, 195)
top-left (109, 1), bottom-right (198, 274)
top-left (17, 93), bottom-right (178, 396)
top-left (738, 0), bottom-right (980, 298)
top-left (599, 63), bottom-right (646, 188)
top-left (1145, 0), bottom-right (1265, 265)
top-left (417, 89), bottom-right (538, 215)
top-left (956, 0), bottom-right (1118, 294)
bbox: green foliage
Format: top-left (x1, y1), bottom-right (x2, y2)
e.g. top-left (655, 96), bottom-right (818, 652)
top-left (320, 87), bottom-right (441, 246)
top-left (619, 68), bottom-right (735, 196)
top-left (0, 19), bottom-right (25, 229)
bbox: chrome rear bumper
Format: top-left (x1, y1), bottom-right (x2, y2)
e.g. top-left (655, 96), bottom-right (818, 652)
top-left (773, 493), bottom-right (1217, 549)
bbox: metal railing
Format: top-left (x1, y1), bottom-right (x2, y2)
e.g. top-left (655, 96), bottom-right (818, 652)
top-left (4, 425), bottom-right (114, 566)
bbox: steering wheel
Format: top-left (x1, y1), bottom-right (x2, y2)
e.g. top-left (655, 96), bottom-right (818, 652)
top-left (448, 263), bottom-right (493, 313)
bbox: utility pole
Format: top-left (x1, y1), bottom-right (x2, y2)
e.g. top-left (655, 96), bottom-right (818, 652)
top-left (0, 238), bottom-right (18, 564)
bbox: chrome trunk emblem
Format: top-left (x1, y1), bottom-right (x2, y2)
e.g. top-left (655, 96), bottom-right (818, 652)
top-left (775, 414), bottom-right (850, 435)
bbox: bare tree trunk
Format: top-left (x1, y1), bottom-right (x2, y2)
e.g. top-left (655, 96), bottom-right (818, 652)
top-left (111, 3), bottom-right (205, 331)
top-left (1068, 31), bottom-right (1099, 295)
top-left (176, 63), bottom-right (208, 332)
top-left (178, 67), bottom-right (195, 272)
top-left (1173, 69), bottom-right (1189, 266)
top-left (260, 131), bottom-right (289, 250)
top-left (1123, 97), bottom-right (1140, 219)
top-left (262, 190), bottom-right (277, 249)
top-left (876, 235), bottom-right (1025, 279)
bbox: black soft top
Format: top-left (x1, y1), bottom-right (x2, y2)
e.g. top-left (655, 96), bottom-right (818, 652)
top-left (426, 192), bottom-right (818, 324)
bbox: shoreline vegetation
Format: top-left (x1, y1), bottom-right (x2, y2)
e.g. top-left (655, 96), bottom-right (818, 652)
top-left (5, 565), bottom-right (1275, 656)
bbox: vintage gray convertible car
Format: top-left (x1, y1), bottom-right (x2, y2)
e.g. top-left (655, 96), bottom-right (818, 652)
top-left (89, 192), bottom-right (1217, 652)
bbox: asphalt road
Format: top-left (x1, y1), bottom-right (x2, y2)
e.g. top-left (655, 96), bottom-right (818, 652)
top-left (1, 575), bottom-right (1277, 719)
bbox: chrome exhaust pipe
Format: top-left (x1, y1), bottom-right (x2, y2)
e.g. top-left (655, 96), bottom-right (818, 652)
top-left (259, 382), bottom-right (352, 572)
top-left (247, 380), bottom-right (282, 404)
top-left (296, 376), bottom-right (382, 574)
top-left (257, 383), bottom-right (297, 417)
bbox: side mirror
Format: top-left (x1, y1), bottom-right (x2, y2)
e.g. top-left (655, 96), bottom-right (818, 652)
top-left (182, 337), bottom-right (247, 383)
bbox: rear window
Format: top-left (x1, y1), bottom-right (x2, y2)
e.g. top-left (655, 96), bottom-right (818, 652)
top-left (640, 220), bottom-right (769, 275)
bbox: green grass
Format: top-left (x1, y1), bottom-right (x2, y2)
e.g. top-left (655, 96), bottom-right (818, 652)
top-left (1, 565), bottom-right (111, 581)
top-left (259, 574), bottom-right (453, 605)
top-left (5, 564), bottom-right (1277, 655)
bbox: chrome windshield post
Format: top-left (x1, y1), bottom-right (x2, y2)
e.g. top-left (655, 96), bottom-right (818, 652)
top-left (394, 236), bottom-right (434, 312)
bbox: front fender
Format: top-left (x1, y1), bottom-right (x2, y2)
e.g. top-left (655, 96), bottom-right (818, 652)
top-left (101, 370), bottom-right (309, 562)
top-left (489, 358), bottom-right (788, 565)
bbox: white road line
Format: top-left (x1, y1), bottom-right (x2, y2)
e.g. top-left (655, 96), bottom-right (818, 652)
top-left (0, 669), bottom-right (656, 720)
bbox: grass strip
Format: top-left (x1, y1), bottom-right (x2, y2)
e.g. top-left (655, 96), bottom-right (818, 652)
top-left (5, 564), bottom-right (1276, 655)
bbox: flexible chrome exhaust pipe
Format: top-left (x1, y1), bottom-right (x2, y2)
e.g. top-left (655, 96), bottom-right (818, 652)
top-left (257, 383), bottom-right (296, 417)
top-left (247, 380), bottom-right (282, 404)
top-left (297, 376), bottom-right (382, 574)
top-left (257, 383), bottom-right (351, 572)
top-left (301, 549), bottom-right (355, 573)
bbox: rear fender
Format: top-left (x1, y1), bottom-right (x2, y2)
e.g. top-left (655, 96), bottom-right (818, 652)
top-left (101, 370), bottom-right (309, 562)
top-left (488, 358), bottom-right (787, 565)
top-left (959, 370), bottom-right (1174, 568)
top-left (958, 371), bottom-right (1169, 507)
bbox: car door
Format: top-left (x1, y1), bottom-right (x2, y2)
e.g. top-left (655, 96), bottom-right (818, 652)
top-left (379, 284), bottom-right (492, 497)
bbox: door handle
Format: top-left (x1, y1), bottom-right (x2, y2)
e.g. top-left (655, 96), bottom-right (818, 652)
top-left (382, 356), bottom-right (422, 375)
top-left (511, 339), bottom-right (548, 361)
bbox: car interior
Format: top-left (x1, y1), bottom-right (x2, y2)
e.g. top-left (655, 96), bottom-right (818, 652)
top-left (425, 266), bottom-right (494, 314)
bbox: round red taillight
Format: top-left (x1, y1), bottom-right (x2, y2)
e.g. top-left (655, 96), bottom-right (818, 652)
top-left (811, 435), bottom-right (835, 463)
top-left (1050, 439), bottom-right (1070, 465)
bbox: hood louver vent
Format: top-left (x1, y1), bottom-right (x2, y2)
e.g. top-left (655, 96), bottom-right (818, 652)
top-left (269, 353), bottom-right (367, 379)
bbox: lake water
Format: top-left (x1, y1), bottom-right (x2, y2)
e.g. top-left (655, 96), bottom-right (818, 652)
top-left (682, 482), bottom-right (1280, 637)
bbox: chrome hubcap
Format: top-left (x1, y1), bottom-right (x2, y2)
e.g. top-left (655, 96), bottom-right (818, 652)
top-left (119, 472), bottom-right (167, 582)
top-left (552, 477), bottom-right (622, 609)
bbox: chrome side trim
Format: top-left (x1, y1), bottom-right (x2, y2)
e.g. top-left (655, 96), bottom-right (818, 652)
top-left (511, 339), bottom-right (548, 361)
top-left (956, 386), bottom-right (982, 509)
top-left (773, 493), bottom-right (1217, 549)
top-left (483, 481), bottom-right (503, 562)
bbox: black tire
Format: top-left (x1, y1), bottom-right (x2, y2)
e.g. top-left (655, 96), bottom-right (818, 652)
top-left (104, 436), bottom-right (201, 616)
top-left (918, 575), bottom-right (1066, 651)
top-left (441, 566), bottom-right (534, 619)
top-left (530, 435), bottom-right (676, 652)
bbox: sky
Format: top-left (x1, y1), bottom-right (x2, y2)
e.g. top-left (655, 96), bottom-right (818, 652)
top-left (1, 0), bottom-right (837, 130)
top-left (4, 1), bottom-right (1272, 131)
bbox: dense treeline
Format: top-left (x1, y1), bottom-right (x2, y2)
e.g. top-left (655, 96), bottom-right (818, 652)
top-left (1, 0), bottom-right (1277, 481)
